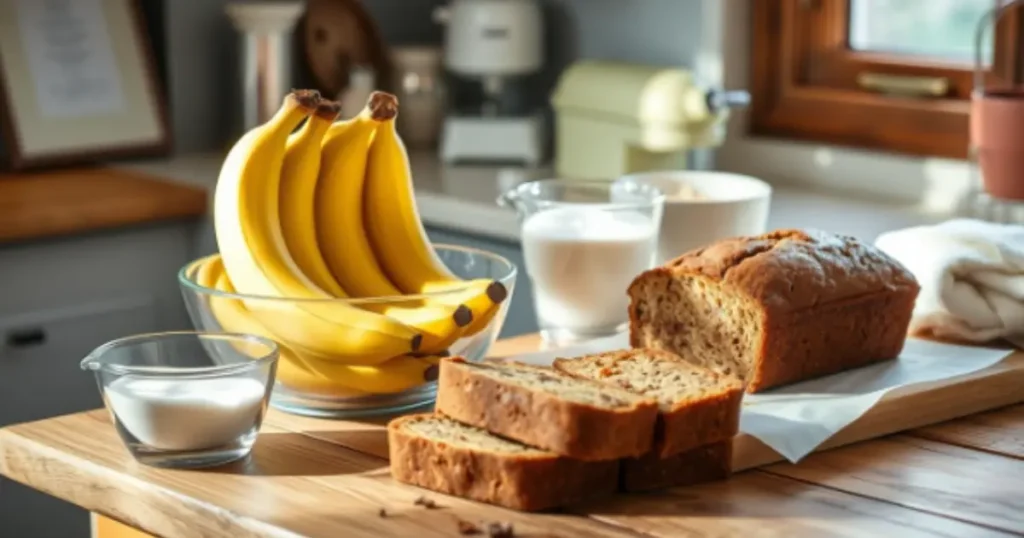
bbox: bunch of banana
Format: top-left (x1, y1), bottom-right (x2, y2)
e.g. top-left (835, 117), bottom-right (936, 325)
top-left (361, 99), bottom-right (508, 336)
top-left (207, 89), bottom-right (508, 396)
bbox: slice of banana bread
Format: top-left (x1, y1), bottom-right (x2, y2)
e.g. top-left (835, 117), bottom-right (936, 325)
top-left (388, 414), bottom-right (619, 511)
top-left (621, 440), bottom-right (732, 492)
top-left (628, 228), bottom-right (920, 393)
top-left (553, 348), bottom-right (743, 457)
top-left (436, 357), bottom-right (659, 460)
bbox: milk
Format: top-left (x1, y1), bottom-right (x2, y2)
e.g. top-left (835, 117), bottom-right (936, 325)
top-left (521, 207), bottom-right (657, 337)
top-left (105, 376), bottom-right (266, 451)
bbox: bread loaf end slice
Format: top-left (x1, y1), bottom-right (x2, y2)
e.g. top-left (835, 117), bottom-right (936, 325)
top-left (436, 357), bottom-right (659, 460)
top-left (554, 348), bottom-right (743, 457)
top-left (388, 414), bottom-right (619, 511)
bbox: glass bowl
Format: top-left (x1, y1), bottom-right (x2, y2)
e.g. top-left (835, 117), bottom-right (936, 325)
top-left (81, 331), bottom-right (278, 468)
top-left (178, 244), bottom-right (518, 418)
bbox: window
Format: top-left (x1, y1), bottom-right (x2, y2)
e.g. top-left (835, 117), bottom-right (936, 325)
top-left (751, 0), bottom-right (1023, 159)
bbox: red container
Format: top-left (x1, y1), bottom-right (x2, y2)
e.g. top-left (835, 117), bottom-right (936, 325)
top-left (971, 88), bottom-right (1024, 200)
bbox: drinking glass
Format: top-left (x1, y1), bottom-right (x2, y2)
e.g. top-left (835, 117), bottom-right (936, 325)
top-left (499, 179), bottom-right (664, 346)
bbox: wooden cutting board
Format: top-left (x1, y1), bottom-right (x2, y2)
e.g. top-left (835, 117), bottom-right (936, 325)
top-left (731, 349), bottom-right (1024, 470)
top-left (491, 333), bottom-right (1024, 471)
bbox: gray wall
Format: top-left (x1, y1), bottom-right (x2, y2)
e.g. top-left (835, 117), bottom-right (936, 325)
top-left (160, 0), bottom-right (705, 153)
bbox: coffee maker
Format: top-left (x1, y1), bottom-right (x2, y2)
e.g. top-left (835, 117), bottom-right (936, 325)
top-left (434, 0), bottom-right (545, 165)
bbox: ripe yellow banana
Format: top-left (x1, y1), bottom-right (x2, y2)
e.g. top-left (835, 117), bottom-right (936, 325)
top-left (279, 100), bottom-right (346, 297)
top-left (316, 92), bottom-right (400, 298)
top-left (213, 90), bottom-right (421, 362)
top-left (316, 92), bottom-right (470, 353)
top-left (363, 103), bottom-right (509, 337)
top-left (196, 255), bottom-right (441, 395)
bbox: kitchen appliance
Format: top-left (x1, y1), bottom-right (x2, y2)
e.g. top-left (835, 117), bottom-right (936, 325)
top-left (225, 0), bottom-right (305, 132)
top-left (434, 0), bottom-right (545, 165)
top-left (392, 46), bottom-right (446, 149)
top-left (550, 61), bottom-right (750, 180)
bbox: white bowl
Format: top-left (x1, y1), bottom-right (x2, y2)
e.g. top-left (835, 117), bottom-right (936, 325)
top-left (617, 170), bottom-right (772, 264)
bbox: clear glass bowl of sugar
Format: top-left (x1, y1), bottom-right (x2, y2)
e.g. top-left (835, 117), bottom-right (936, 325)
top-left (81, 331), bottom-right (278, 469)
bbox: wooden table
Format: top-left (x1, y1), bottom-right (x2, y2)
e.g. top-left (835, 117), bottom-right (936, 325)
top-left (2, 334), bottom-right (1023, 538)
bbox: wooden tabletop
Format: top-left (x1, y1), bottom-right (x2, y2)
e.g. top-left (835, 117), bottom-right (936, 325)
top-left (0, 167), bottom-right (208, 245)
top-left (2, 334), bottom-right (1023, 538)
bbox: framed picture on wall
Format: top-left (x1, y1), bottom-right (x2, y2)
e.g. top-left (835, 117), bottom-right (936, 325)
top-left (0, 0), bottom-right (170, 171)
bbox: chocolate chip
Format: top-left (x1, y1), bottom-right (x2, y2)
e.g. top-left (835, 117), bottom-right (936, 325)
top-left (378, 508), bottom-right (387, 518)
top-left (423, 365), bottom-right (439, 382)
top-left (457, 519), bottom-right (482, 535)
top-left (486, 521), bottom-right (514, 537)
top-left (414, 495), bottom-right (439, 509)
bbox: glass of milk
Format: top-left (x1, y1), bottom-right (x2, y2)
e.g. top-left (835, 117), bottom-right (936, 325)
top-left (499, 179), bottom-right (664, 346)
top-left (81, 331), bottom-right (279, 468)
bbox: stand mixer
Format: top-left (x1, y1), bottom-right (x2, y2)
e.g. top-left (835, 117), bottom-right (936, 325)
top-left (434, 0), bottom-right (545, 165)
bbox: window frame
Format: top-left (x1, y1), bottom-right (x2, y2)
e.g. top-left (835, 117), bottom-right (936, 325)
top-left (750, 0), bottom-right (1024, 159)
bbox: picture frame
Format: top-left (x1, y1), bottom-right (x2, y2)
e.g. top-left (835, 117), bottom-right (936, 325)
top-left (0, 0), bottom-right (171, 171)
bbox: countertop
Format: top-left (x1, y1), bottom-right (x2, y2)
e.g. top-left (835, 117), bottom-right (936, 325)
top-left (0, 167), bottom-right (208, 245)
top-left (2, 333), bottom-right (1023, 538)
top-left (118, 151), bottom-right (950, 245)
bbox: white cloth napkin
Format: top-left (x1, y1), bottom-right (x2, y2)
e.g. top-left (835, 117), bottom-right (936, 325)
top-left (875, 218), bottom-right (1024, 348)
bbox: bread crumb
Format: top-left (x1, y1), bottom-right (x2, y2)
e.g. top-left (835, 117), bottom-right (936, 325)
top-left (414, 495), bottom-right (439, 509)
top-left (486, 522), bottom-right (514, 537)
top-left (457, 519), bottom-right (482, 535)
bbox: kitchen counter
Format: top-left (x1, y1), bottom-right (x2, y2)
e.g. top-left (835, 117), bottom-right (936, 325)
top-left (118, 151), bottom-right (950, 245)
top-left (0, 168), bottom-right (207, 245)
top-left (2, 333), bottom-right (1024, 538)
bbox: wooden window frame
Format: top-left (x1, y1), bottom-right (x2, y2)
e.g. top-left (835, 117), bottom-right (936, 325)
top-left (751, 0), bottom-right (1024, 159)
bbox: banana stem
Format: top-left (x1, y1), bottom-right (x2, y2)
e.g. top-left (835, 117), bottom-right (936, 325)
top-left (368, 91), bottom-right (398, 121)
top-left (289, 89), bottom-right (322, 111)
top-left (314, 99), bottom-right (341, 121)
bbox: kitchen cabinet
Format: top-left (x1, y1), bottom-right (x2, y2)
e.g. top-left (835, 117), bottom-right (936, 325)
top-left (0, 224), bottom-right (198, 538)
top-left (425, 226), bottom-right (538, 338)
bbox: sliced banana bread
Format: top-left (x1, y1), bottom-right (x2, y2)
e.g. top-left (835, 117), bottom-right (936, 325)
top-left (388, 414), bottom-right (619, 511)
top-left (628, 228), bottom-right (920, 393)
top-left (553, 348), bottom-right (743, 457)
top-left (436, 357), bottom-right (659, 460)
top-left (621, 440), bottom-right (732, 492)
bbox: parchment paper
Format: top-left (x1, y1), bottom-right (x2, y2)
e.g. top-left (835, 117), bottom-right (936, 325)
top-left (502, 332), bottom-right (1014, 462)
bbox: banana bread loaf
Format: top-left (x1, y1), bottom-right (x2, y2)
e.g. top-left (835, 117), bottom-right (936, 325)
top-left (388, 414), bottom-right (618, 511)
top-left (553, 348), bottom-right (743, 457)
top-left (621, 440), bottom-right (732, 492)
top-left (436, 357), bottom-right (659, 460)
top-left (628, 228), bottom-right (920, 393)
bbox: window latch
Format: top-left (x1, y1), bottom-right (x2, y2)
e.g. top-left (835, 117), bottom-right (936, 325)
top-left (857, 72), bottom-right (950, 98)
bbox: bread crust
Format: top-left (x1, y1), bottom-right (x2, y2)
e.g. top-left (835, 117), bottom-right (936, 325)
top-left (388, 415), bottom-right (619, 511)
top-left (658, 385), bottom-right (742, 457)
top-left (649, 229), bottom-right (920, 313)
top-left (435, 358), bottom-right (659, 460)
top-left (628, 228), bottom-right (920, 393)
top-left (553, 349), bottom-right (743, 458)
top-left (620, 440), bottom-right (732, 492)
